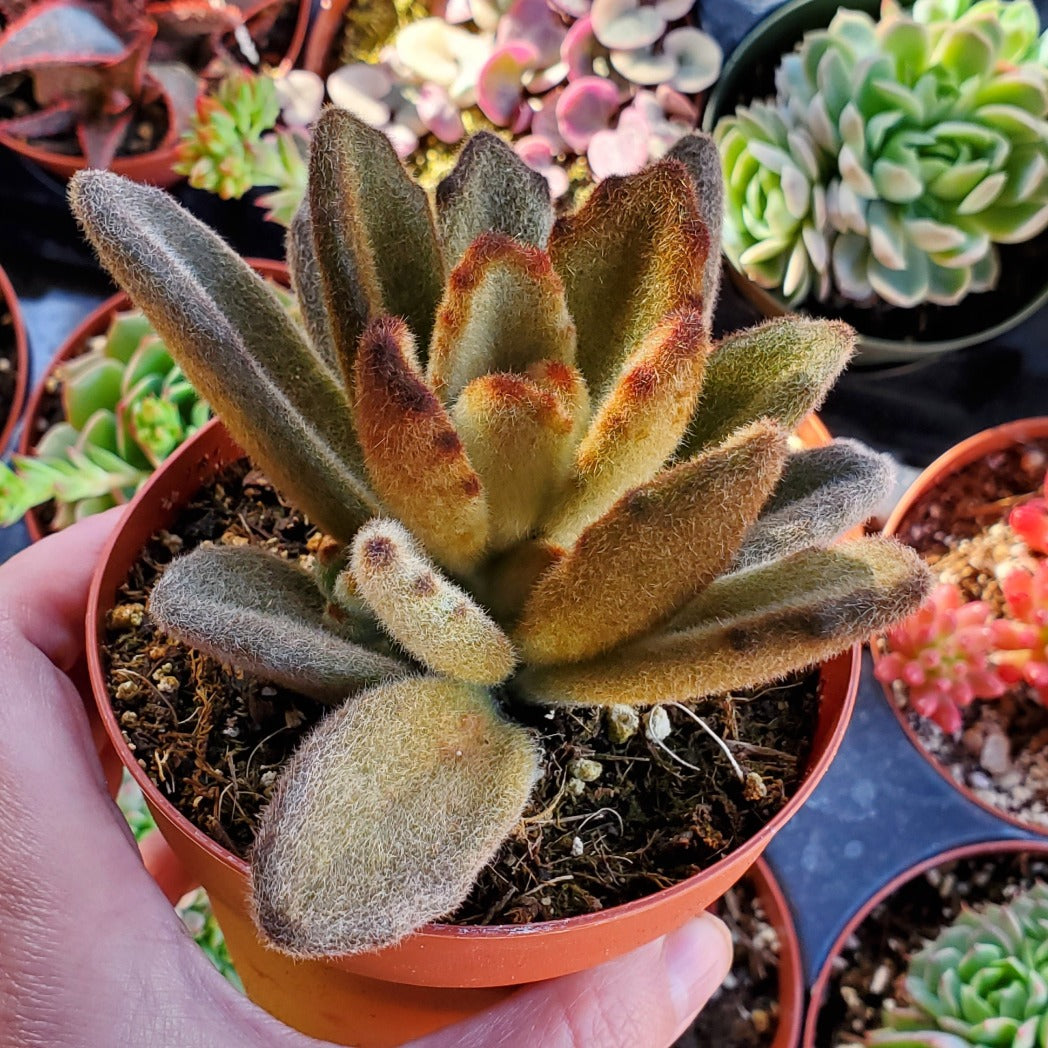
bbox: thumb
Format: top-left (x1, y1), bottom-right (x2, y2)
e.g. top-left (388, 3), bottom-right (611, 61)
top-left (420, 912), bottom-right (733, 1048)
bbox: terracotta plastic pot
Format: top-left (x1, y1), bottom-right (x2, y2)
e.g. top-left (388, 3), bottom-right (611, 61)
top-left (0, 263), bottom-right (28, 456)
top-left (877, 417), bottom-right (1048, 837)
top-left (0, 0), bottom-right (310, 187)
top-left (303, 0), bottom-right (352, 77)
top-left (86, 414), bottom-right (857, 1046)
top-left (751, 858), bottom-right (804, 1048)
top-left (701, 0), bottom-right (1048, 367)
top-left (19, 259), bottom-right (288, 543)
top-left (802, 837), bottom-right (1048, 1046)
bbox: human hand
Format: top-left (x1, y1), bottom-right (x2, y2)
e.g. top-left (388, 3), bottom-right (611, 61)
top-left (0, 511), bottom-right (732, 1048)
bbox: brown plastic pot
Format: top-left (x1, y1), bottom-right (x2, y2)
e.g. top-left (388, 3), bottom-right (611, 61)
top-left (0, 263), bottom-right (29, 456)
top-left (877, 417), bottom-right (1048, 837)
top-left (750, 858), bottom-right (804, 1048)
top-left (303, 0), bottom-right (354, 77)
top-left (801, 837), bottom-right (1048, 1046)
top-left (86, 415), bottom-right (857, 1047)
top-left (19, 259), bottom-right (289, 542)
top-left (0, 0), bottom-right (310, 186)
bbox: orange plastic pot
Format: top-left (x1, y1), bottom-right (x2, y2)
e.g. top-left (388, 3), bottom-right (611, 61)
top-left (19, 259), bottom-right (289, 542)
top-left (303, 0), bottom-right (354, 77)
top-left (0, 0), bottom-right (310, 187)
top-left (86, 416), bottom-right (858, 1047)
top-left (0, 263), bottom-right (28, 456)
top-left (750, 859), bottom-right (803, 1048)
top-left (878, 417), bottom-right (1048, 837)
top-left (801, 837), bottom-right (1048, 1046)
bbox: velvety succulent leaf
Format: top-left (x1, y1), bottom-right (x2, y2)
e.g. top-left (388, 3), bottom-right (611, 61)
top-left (308, 108), bottom-right (444, 374)
top-left (515, 421), bottom-right (789, 665)
top-left (453, 369), bottom-right (579, 551)
top-left (69, 171), bottom-right (379, 541)
top-left (734, 439), bottom-right (894, 570)
top-left (435, 132), bottom-right (554, 270)
top-left (148, 545), bottom-right (408, 703)
top-left (353, 316), bottom-right (488, 573)
top-left (548, 158), bottom-right (712, 401)
top-left (666, 133), bottom-right (725, 326)
top-left (426, 233), bottom-right (577, 404)
top-left (251, 676), bottom-right (540, 957)
top-left (349, 519), bottom-right (516, 684)
top-left (286, 203), bottom-right (337, 368)
top-left (679, 317), bottom-right (855, 458)
top-left (543, 308), bottom-right (712, 546)
top-left (517, 537), bottom-right (931, 706)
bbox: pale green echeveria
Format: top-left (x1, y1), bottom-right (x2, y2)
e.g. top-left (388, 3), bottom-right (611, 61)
top-left (868, 880), bottom-right (1048, 1048)
top-left (0, 309), bottom-right (210, 529)
top-left (715, 101), bottom-right (832, 304)
top-left (722, 0), bottom-right (1048, 309)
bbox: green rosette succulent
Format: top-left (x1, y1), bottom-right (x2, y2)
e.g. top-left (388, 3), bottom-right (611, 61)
top-left (717, 0), bottom-right (1048, 309)
top-left (868, 881), bottom-right (1048, 1048)
top-left (0, 310), bottom-right (210, 529)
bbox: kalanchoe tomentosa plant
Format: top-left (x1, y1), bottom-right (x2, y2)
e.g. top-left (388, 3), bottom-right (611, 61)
top-left (69, 110), bottom-right (931, 958)
top-left (716, 0), bottom-right (1048, 309)
top-left (0, 309), bottom-right (209, 529)
top-left (868, 880), bottom-right (1048, 1047)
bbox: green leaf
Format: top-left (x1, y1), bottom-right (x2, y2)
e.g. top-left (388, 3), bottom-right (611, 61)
top-left (251, 676), bottom-right (540, 956)
top-left (69, 170), bottom-right (380, 543)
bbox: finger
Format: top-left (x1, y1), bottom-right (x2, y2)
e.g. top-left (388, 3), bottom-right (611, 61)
top-left (139, 829), bottom-right (199, 905)
top-left (420, 912), bottom-right (733, 1048)
top-left (0, 507), bottom-right (123, 670)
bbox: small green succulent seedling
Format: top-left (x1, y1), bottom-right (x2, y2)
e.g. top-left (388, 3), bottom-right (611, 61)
top-left (716, 0), bottom-right (1048, 308)
top-left (868, 880), bottom-right (1048, 1047)
top-left (0, 309), bottom-right (209, 529)
top-left (69, 110), bottom-right (931, 957)
top-left (174, 69), bottom-right (308, 227)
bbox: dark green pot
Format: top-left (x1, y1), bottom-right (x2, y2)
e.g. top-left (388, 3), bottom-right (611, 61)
top-left (702, 0), bottom-right (1048, 366)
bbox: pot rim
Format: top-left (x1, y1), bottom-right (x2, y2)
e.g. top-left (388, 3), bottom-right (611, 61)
top-left (876, 416), bottom-right (1048, 839)
top-left (86, 413), bottom-right (859, 948)
top-left (699, 0), bottom-right (1048, 360)
top-left (750, 857), bottom-right (803, 1048)
top-left (303, 0), bottom-right (351, 77)
top-left (0, 0), bottom-right (310, 183)
top-left (0, 263), bottom-right (29, 456)
top-left (19, 259), bottom-right (290, 542)
top-left (801, 836), bottom-right (1048, 1047)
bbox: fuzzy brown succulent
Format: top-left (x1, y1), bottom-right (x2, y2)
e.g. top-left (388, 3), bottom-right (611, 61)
top-left (69, 109), bottom-right (930, 959)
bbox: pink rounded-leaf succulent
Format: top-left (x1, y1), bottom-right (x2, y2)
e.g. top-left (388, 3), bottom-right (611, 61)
top-left (991, 561), bottom-right (1048, 704)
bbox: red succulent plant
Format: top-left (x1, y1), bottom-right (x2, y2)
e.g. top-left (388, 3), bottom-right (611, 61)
top-left (1009, 472), bottom-right (1048, 555)
top-left (0, 0), bottom-right (283, 168)
top-left (874, 582), bottom-right (1009, 734)
top-left (990, 562), bottom-right (1048, 704)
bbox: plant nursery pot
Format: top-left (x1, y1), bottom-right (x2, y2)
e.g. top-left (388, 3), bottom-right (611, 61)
top-left (86, 409), bottom-right (857, 1047)
top-left (701, 0), bottom-right (1048, 367)
top-left (303, 0), bottom-right (352, 77)
top-left (19, 259), bottom-right (289, 543)
top-left (695, 857), bottom-right (803, 1048)
top-left (878, 416), bottom-right (1048, 836)
top-left (0, 0), bottom-right (310, 187)
top-left (801, 837), bottom-right (1048, 1046)
top-left (0, 262), bottom-right (28, 456)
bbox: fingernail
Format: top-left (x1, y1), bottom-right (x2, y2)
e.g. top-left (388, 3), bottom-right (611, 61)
top-left (661, 913), bottom-right (734, 1023)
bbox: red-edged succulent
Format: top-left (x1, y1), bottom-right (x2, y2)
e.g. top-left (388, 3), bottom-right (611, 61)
top-left (874, 582), bottom-right (1009, 733)
top-left (991, 562), bottom-right (1048, 704)
top-left (0, 0), bottom-right (284, 168)
top-left (1010, 472), bottom-right (1048, 556)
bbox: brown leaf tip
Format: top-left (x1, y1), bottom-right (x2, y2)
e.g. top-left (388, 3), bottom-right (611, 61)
top-left (359, 316), bottom-right (437, 416)
top-left (361, 535), bottom-right (397, 569)
top-left (447, 232), bottom-right (556, 296)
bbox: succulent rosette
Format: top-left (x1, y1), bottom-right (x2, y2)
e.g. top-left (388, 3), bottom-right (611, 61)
top-left (717, 0), bottom-right (1048, 309)
top-left (868, 881), bottom-right (1048, 1047)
